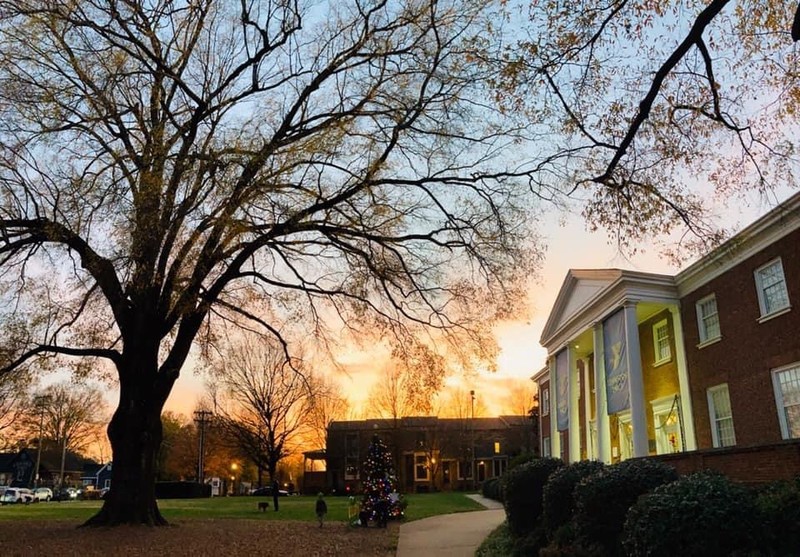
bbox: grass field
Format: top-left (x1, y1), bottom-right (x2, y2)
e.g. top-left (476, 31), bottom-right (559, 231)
top-left (0, 491), bottom-right (484, 523)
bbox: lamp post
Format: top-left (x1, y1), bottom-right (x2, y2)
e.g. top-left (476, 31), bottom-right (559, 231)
top-left (194, 409), bottom-right (212, 484)
top-left (230, 462), bottom-right (238, 495)
top-left (470, 390), bottom-right (476, 491)
top-left (32, 395), bottom-right (49, 489)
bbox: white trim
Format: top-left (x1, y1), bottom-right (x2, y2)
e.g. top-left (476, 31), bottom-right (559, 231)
top-left (650, 394), bottom-right (682, 455)
top-left (697, 336), bottom-right (723, 349)
top-left (707, 384), bottom-right (736, 448)
top-left (757, 306), bottom-right (792, 324)
top-left (772, 362), bottom-right (800, 440)
top-left (754, 257), bottom-right (790, 318)
top-left (677, 192), bottom-right (800, 297)
top-left (695, 294), bottom-right (721, 344)
top-left (652, 318), bottom-right (671, 366)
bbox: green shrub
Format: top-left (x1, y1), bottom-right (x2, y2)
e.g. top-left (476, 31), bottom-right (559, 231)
top-left (481, 476), bottom-right (504, 502)
top-left (503, 457), bottom-right (564, 537)
top-left (542, 460), bottom-right (605, 538)
top-left (573, 458), bottom-right (677, 556)
top-left (509, 451), bottom-right (538, 470)
top-left (755, 477), bottom-right (800, 556)
top-left (622, 471), bottom-right (759, 557)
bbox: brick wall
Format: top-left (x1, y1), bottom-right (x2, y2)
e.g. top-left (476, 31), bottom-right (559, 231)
top-left (651, 440), bottom-right (800, 485)
top-left (680, 226), bottom-right (800, 449)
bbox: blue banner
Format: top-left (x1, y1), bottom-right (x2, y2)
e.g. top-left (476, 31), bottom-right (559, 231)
top-left (556, 350), bottom-right (569, 431)
top-left (604, 309), bottom-right (630, 414)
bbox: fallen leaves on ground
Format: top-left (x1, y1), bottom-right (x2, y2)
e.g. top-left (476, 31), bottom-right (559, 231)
top-left (5, 519), bottom-right (398, 557)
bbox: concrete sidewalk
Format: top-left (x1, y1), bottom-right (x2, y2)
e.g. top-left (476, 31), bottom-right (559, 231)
top-left (395, 495), bottom-right (505, 557)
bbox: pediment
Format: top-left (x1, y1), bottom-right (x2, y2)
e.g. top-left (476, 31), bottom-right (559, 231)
top-left (539, 269), bottom-right (622, 346)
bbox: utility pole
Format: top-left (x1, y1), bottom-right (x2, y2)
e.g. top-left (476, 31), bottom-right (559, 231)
top-left (470, 390), bottom-right (476, 492)
top-left (32, 395), bottom-right (49, 489)
top-left (194, 410), bottom-right (213, 484)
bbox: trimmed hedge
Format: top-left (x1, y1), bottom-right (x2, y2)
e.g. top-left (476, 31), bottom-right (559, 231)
top-left (542, 460), bottom-right (605, 538)
top-left (573, 458), bottom-right (677, 555)
top-left (154, 481), bottom-right (211, 499)
top-left (622, 471), bottom-right (759, 557)
top-left (503, 457), bottom-right (564, 537)
top-left (756, 477), bottom-right (800, 556)
top-left (481, 476), bottom-right (504, 502)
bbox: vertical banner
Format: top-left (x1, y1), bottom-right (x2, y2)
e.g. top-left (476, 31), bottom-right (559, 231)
top-left (556, 350), bottom-right (569, 431)
top-left (604, 308), bottom-right (630, 414)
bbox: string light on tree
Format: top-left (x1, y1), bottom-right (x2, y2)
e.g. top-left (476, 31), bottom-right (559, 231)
top-left (361, 434), bottom-right (404, 522)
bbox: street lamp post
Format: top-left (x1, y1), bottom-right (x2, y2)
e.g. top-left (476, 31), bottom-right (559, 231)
top-left (470, 390), bottom-right (476, 491)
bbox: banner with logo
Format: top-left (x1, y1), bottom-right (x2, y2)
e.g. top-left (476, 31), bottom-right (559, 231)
top-left (603, 308), bottom-right (630, 414)
top-left (556, 349), bottom-right (569, 431)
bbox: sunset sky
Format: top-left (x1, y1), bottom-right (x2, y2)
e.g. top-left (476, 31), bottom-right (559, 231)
top-left (157, 185), bottom-right (796, 421)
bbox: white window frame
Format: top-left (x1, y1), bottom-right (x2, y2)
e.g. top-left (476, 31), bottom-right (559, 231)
top-left (651, 395), bottom-right (682, 455)
top-left (652, 319), bottom-right (671, 366)
top-left (696, 294), bottom-right (721, 345)
top-left (754, 258), bottom-right (791, 320)
top-left (617, 411), bottom-right (633, 461)
top-left (707, 384), bottom-right (736, 448)
top-left (772, 362), bottom-right (800, 440)
top-left (542, 436), bottom-right (551, 457)
top-left (541, 387), bottom-right (550, 416)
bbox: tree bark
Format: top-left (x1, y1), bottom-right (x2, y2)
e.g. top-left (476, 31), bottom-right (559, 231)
top-left (83, 352), bottom-right (169, 527)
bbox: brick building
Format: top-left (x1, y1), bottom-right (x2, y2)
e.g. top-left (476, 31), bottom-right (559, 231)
top-left (324, 415), bottom-right (535, 494)
top-left (532, 192), bottom-right (800, 482)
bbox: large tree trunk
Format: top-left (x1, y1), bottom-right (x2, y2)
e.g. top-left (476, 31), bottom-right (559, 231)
top-left (83, 352), bottom-right (169, 526)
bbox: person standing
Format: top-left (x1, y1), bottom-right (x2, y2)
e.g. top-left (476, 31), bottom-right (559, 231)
top-left (315, 493), bottom-right (328, 528)
top-left (272, 479), bottom-right (280, 511)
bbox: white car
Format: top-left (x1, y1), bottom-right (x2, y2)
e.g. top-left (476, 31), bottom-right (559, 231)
top-left (33, 487), bottom-right (53, 502)
top-left (1, 488), bottom-right (35, 504)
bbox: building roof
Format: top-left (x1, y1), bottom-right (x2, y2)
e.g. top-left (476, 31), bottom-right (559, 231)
top-left (676, 190), bottom-right (800, 296)
top-left (329, 415), bottom-right (531, 432)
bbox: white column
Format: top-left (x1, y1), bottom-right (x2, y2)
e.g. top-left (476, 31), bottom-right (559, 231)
top-left (548, 355), bottom-right (561, 459)
top-left (582, 357), bottom-right (593, 460)
top-left (568, 347), bottom-right (580, 463)
top-left (624, 302), bottom-right (649, 458)
top-left (669, 304), bottom-right (696, 451)
top-left (593, 322), bottom-right (611, 463)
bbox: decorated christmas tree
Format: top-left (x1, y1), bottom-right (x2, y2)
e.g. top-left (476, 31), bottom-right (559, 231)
top-left (361, 434), bottom-right (405, 523)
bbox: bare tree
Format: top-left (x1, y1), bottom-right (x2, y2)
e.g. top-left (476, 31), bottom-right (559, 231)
top-left (303, 374), bottom-right (349, 451)
top-left (34, 382), bottom-right (108, 456)
top-left (491, 1), bottom-right (800, 257)
top-left (0, 0), bottom-right (537, 525)
top-left (210, 335), bottom-right (311, 485)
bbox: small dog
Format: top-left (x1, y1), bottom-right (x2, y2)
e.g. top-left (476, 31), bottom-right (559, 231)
top-left (258, 501), bottom-right (270, 512)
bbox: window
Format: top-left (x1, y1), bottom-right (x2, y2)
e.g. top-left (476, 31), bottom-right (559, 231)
top-left (493, 441), bottom-right (501, 454)
top-left (541, 387), bottom-right (550, 416)
top-left (542, 436), bottom-right (551, 457)
top-left (414, 454), bottom-right (429, 481)
top-left (707, 384), bottom-right (736, 447)
top-left (696, 295), bottom-right (721, 343)
top-left (652, 319), bottom-right (671, 365)
top-left (755, 258), bottom-right (790, 318)
top-left (651, 395), bottom-right (682, 455)
top-left (773, 363), bottom-right (800, 439)
top-left (344, 433), bottom-right (359, 480)
top-left (492, 458), bottom-right (507, 477)
top-left (104, 479), bottom-right (111, 489)
top-left (457, 460), bottom-right (473, 480)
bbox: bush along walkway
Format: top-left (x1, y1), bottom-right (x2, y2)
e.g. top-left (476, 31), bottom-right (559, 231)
top-left (396, 494), bottom-right (504, 557)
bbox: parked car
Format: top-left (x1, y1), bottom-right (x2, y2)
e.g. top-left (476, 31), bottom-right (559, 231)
top-left (33, 487), bottom-right (53, 502)
top-left (52, 487), bottom-right (79, 502)
top-left (1, 488), bottom-right (35, 504)
top-left (250, 486), bottom-right (289, 497)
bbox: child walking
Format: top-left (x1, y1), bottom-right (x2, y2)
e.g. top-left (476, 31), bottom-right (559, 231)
top-left (315, 492), bottom-right (328, 528)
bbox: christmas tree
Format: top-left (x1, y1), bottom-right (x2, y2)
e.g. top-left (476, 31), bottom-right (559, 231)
top-left (361, 434), bottom-right (404, 523)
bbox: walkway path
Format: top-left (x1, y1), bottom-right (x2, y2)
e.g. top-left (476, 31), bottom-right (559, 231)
top-left (395, 494), bottom-right (505, 557)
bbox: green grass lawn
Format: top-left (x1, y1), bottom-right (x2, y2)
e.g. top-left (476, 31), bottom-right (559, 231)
top-left (0, 491), bottom-right (484, 523)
